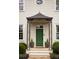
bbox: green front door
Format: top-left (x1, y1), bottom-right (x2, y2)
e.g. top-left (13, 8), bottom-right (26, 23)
top-left (36, 29), bottom-right (43, 46)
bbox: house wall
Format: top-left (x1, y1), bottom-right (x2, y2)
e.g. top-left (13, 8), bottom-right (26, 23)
top-left (19, 0), bottom-right (59, 44)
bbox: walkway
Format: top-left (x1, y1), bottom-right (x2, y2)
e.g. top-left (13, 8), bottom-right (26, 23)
top-left (28, 55), bottom-right (50, 59)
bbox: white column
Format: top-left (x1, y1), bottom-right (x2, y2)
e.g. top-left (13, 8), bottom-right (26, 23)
top-left (27, 22), bottom-right (28, 49)
top-left (27, 22), bottom-right (30, 50)
top-left (48, 22), bottom-right (50, 50)
top-left (50, 22), bottom-right (52, 50)
top-left (49, 21), bottom-right (52, 50)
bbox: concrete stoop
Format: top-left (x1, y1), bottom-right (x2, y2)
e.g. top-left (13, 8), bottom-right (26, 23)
top-left (27, 51), bottom-right (51, 59)
top-left (30, 51), bottom-right (51, 55)
top-left (26, 48), bottom-right (52, 59)
top-left (26, 48), bottom-right (52, 55)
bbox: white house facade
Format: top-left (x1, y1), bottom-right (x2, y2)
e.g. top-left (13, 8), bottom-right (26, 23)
top-left (19, 0), bottom-right (59, 50)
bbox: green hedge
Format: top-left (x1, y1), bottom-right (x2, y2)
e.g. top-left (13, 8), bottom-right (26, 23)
top-left (50, 53), bottom-right (59, 59)
top-left (52, 41), bottom-right (59, 54)
top-left (19, 43), bottom-right (27, 54)
top-left (20, 43), bottom-right (27, 49)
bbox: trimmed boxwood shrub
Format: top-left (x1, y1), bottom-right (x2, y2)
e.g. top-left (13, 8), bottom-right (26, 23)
top-left (19, 43), bottom-right (29, 59)
top-left (50, 53), bottom-right (59, 59)
top-left (19, 43), bottom-right (27, 54)
top-left (52, 41), bottom-right (59, 54)
top-left (20, 43), bottom-right (27, 49)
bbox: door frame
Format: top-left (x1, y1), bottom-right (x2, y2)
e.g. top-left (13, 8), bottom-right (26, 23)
top-left (36, 25), bottom-right (43, 47)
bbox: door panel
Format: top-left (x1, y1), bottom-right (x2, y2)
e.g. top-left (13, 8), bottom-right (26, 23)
top-left (36, 29), bottom-right (43, 46)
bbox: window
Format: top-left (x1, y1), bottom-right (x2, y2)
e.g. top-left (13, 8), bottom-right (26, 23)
top-left (56, 0), bottom-right (59, 10)
top-left (56, 25), bottom-right (59, 39)
top-left (19, 25), bottom-right (23, 39)
top-left (19, 0), bottom-right (23, 11)
top-left (36, 0), bottom-right (43, 5)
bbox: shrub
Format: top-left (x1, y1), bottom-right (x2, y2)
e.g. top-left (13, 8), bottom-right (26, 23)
top-left (19, 43), bottom-right (27, 54)
top-left (50, 53), bottom-right (53, 59)
top-left (20, 43), bottom-right (27, 49)
top-left (52, 41), bottom-right (59, 54)
top-left (50, 53), bottom-right (59, 59)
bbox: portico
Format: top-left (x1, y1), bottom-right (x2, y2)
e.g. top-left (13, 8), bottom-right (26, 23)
top-left (26, 13), bottom-right (53, 50)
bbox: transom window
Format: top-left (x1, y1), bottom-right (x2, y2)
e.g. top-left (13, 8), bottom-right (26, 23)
top-left (56, 0), bottom-right (59, 10)
top-left (19, 25), bottom-right (23, 39)
top-left (56, 25), bottom-right (59, 39)
top-left (36, 25), bottom-right (43, 29)
top-left (19, 0), bottom-right (23, 11)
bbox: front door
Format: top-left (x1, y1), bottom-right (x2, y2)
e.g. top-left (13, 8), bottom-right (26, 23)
top-left (36, 29), bottom-right (43, 46)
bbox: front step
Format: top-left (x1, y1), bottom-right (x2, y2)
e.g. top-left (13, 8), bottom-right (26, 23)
top-left (26, 50), bottom-right (52, 56)
top-left (29, 51), bottom-right (50, 56)
top-left (26, 48), bottom-right (52, 56)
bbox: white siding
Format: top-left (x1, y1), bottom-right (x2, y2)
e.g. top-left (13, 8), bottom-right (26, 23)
top-left (19, 0), bottom-right (59, 43)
